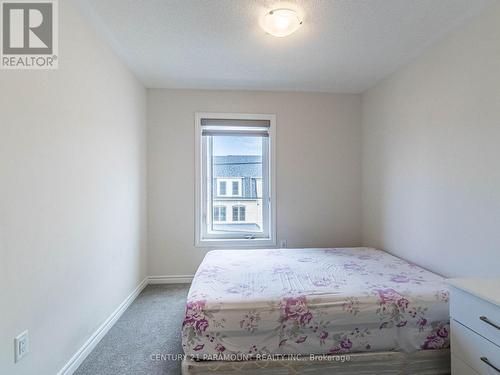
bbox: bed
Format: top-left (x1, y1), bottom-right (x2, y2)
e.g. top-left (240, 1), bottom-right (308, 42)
top-left (181, 247), bottom-right (450, 374)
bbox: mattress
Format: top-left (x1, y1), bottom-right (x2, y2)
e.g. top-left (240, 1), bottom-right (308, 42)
top-left (181, 247), bottom-right (450, 360)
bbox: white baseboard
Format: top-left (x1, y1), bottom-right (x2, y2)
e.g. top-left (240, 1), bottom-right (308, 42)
top-left (148, 275), bottom-right (194, 284)
top-left (58, 274), bottom-right (192, 374)
top-left (57, 277), bottom-right (149, 375)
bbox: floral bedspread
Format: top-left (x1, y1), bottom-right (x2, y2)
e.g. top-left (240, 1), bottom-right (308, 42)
top-left (181, 248), bottom-right (449, 359)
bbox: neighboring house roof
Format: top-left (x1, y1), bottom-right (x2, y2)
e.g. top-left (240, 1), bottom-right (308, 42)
top-left (213, 155), bottom-right (261, 178)
top-left (213, 155), bottom-right (262, 199)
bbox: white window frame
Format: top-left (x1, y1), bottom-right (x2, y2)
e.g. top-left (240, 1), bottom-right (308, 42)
top-left (195, 112), bottom-right (276, 248)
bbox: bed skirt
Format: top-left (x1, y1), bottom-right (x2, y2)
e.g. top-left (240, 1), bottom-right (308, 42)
top-left (181, 349), bottom-right (450, 375)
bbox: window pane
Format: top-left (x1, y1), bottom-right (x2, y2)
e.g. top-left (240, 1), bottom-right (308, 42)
top-left (219, 181), bottom-right (226, 195)
top-left (220, 207), bottom-right (226, 221)
top-left (210, 136), bottom-right (263, 233)
top-left (232, 181), bottom-right (239, 196)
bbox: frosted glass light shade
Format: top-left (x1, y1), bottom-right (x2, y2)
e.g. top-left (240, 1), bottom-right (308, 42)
top-left (262, 9), bottom-right (302, 37)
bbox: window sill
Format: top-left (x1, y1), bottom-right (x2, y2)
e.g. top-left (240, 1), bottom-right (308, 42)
top-left (195, 237), bottom-right (276, 248)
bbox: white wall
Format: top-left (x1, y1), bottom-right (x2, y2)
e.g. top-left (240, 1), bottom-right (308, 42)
top-left (3, 1), bottom-right (498, 372)
top-left (148, 90), bottom-right (362, 276)
top-left (0, 1), bottom-right (147, 374)
top-left (362, 3), bottom-right (500, 277)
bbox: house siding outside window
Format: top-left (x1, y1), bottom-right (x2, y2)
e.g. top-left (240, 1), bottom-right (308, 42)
top-left (212, 156), bottom-right (261, 227)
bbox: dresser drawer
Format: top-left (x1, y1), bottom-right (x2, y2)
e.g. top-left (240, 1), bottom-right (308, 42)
top-left (450, 287), bottom-right (500, 346)
top-left (452, 354), bottom-right (480, 375)
top-left (451, 319), bottom-right (500, 374)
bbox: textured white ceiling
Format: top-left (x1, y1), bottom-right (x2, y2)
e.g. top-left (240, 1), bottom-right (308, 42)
top-left (76, 0), bottom-right (494, 93)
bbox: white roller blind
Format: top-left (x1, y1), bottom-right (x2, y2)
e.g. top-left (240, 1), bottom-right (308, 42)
top-left (201, 118), bottom-right (270, 137)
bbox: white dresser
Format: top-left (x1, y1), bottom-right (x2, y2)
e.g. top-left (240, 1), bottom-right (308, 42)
top-left (449, 278), bottom-right (500, 374)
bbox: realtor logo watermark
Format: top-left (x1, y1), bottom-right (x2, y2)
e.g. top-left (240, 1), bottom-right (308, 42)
top-left (1, 0), bottom-right (58, 69)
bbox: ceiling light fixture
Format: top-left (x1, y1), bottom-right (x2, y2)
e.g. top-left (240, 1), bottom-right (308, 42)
top-left (262, 8), bottom-right (302, 37)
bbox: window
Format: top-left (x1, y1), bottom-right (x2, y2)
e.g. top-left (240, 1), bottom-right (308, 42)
top-left (195, 113), bottom-right (276, 247)
top-left (216, 178), bottom-right (241, 197)
top-left (218, 181), bottom-right (227, 196)
top-left (232, 181), bottom-right (239, 196)
top-left (232, 205), bottom-right (245, 221)
top-left (213, 206), bottom-right (226, 222)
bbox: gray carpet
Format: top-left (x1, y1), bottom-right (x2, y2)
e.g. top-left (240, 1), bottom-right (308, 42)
top-left (75, 284), bottom-right (190, 375)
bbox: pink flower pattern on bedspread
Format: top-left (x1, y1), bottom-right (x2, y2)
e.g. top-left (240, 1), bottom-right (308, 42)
top-left (181, 247), bottom-right (449, 358)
